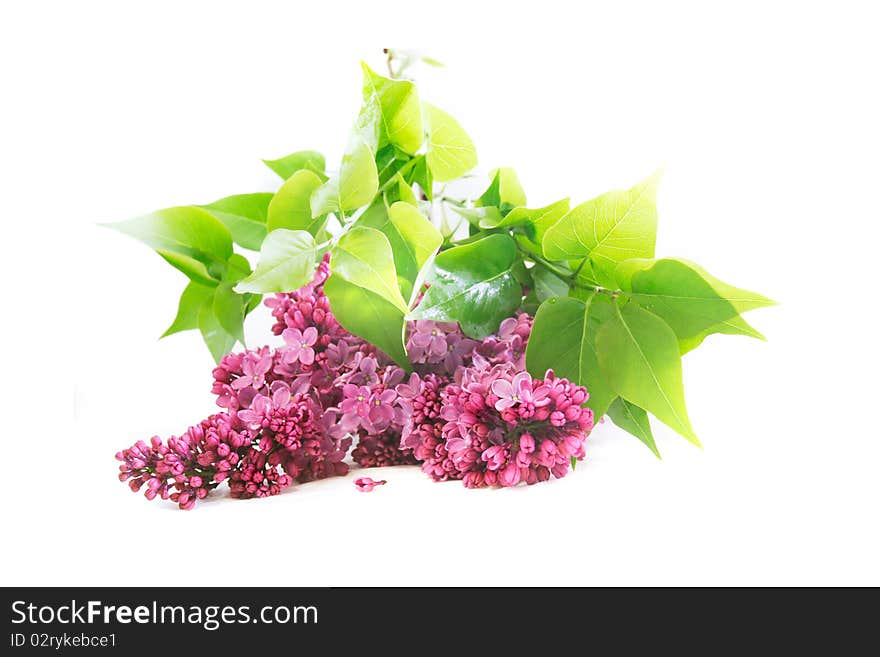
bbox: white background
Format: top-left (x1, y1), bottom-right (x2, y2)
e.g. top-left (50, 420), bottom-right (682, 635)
top-left (1, 1), bottom-right (878, 586)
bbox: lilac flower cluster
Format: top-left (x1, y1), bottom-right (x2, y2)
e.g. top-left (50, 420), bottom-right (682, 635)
top-left (427, 359), bottom-right (594, 488)
top-left (117, 255), bottom-right (595, 509)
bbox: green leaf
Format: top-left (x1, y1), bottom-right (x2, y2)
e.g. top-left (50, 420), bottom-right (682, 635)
top-left (451, 205), bottom-right (503, 229)
top-left (385, 173), bottom-right (418, 206)
top-left (198, 300), bottom-right (238, 364)
top-left (477, 168), bottom-right (526, 214)
top-left (596, 303), bottom-right (699, 446)
top-left (310, 137), bottom-right (379, 218)
top-left (411, 234), bottom-right (521, 338)
top-left (608, 397), bottom-right (660, 458)
top-left (423, 103), bottom-right (477, 182)
top-left (542, 171), bottom-right (661, 280)
top-left (212, 283), bottom-right (246, 344)
top-left (504, 199), bottom-right (571, 252)
top-left (525, 294), bottom-right (617, 420)
top-left (679, 315), bottom-right (766, 354)
top-left (155, 249), bottom-right (219, 286)
top-left (234, 229), bottom-right (318, 294)
top-left (200, 193), bottom-right (272, 251)
top-left (323, 275), bottom-right (409, 368)
top-left (532, 266), bottom-right (570, 302)
top-left (614, 257), bottom-right (776, 341)
top-left (357, 201), bottom-right (442, 301)
top-left (331, 227), bottom-right (409, 312)
top-left (376, 145), bottom-right (413, 186)
top-left (405, 156), bottom-right (434, 199)
top-left (223, 253), bottom-right (253, 284)
top-left (359, 63), bottom-right (424, 154)
top-left (161, 281), bottom-right (214, 338)
top-left (267, 169), bottom-right (327, 235)
top-left (107, 206), bottom-right (233, 267)
top-left (263, 150), bottom-right (326, 180)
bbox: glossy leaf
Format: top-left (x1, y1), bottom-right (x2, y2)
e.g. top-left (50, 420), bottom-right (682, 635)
top-left (596, 303), bottom-right (699, 445)
top-left (330, 227), bottom-right (409, 313)
top-left (263, 150), bottom-right (326, 180)
top-left (324, 275), bottom-right (409, 368)
top-left (357, 201), bottom-right (442, 301)
top-left (200, 193), bottom-right (272, 251)
top-left (310, 137), bottom-right (379, 218)
top-left (359, 63), bottom-right (424, 154)
top-left (614, 257), bottom-right (776, 340)
top-left (405, 156), bottom-right (434, 199)
top-left (234, 229), bottom-right (318, 294)
top-left (411, 234), bottom-right (521, 338)
top-left (423, 103), bottom-right (477, 182)
top-left (543, 172), bottom-right (661, 279)
top-left (267, 169), bottom-right (327, 234)
top-left (526, 294), bottom-right (617, 420)
top-left (162, 281), bottom-right (214, 338)
top-left (608, 397), bottom-right (660, 458)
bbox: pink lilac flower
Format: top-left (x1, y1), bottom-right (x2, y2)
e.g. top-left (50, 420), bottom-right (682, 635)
top-left (352, 432), bottom-right (417, 468)
top-left (406, 320), bottom-right (477, 374)
top-left (354, 477), bottom-right (387, 492)
top-left (116, 413), bottom-right (250, 510)
top-left (423, 360), bottom-right (593, 488)
top-left (281, 326), bottom-right (318, 365)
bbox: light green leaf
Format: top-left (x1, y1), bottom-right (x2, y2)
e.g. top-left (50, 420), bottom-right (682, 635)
top-left (155, 249), bottom-right (218, 286)
top-left (234, 229), bottom-right (318, 294)
top-left (614, 257), bottom-right (776, 341)
top-left (608, 397), bottom-right (660, 458)
top-left (532, 266), bottom-right (570, 302)
top-left (267, 169), bottom-right (327, 235)
top-left (357, 201), bottom-right (442, 301)
top-left (451, 205), bottom-right (503, 228)
top-left (679, 314), bottom-right (766, 354)
top-left (162, 281), bottom-right (214, 338)
top-left (324, 275), bottom-right (409, 368)
top-left (385, 173), bottom-right (418, 206)
top-left (525, 294), bottom-right (617, 420)
top-left (405, 156), bottom-right (434, 199)
top-left (200, 193), bottom-right (272, 251)
top-left (107, 206), bottom-right (233, 265)
top-left (223, 253), bottom-right (253, 284)
top-left (330, 227), bottom-right (409, 313)
top-left (477, 168), bottom-right (527, 213)
top-left (424, 102), bottom-right (477, 182)
top-left (596, 303), bottom-right (699, 446)
top-left (212, 283), bottom-right (246, 344)
top-left (359, 63), bottom-right (424, 154)
top-left (410, 234), bottom-right (521, 338)
top-left (543, 171), bottom-right (661, 279)
top-left (263, 150), bottom-right (326, 180)
top-left (198, 300), bottom-right (238, 364)
top-left (498, 198), bottom-right (571, 249)
top-left (310, 137), bottom-right (379, 218)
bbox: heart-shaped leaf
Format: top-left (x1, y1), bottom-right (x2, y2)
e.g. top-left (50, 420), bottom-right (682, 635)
top-left (330, 227), bottom-right (409, 313)
top-left (411, 233), bottom-right (521, 337)
top-left (235, 229), bottom-right (318, 294)
top-left (267, 169), bottom-right (327, 235)
top-left (423, 103), bottom-right (477, 182)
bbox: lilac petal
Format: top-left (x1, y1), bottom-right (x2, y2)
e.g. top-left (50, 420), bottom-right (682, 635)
top-left (378, 389), bottom-right (397, 404)
top-left (303, 326), bottom-right (318, 346)
top-left (282, 327), bottom-right (302, 346)
top-left (342, 384), bottom-right (359, 398)
top-left (300, 346), bottom-right (315, 366)
top-left (494, 397), bottom-right (516, 412)
top-left (230, 377), bottom-right (252, 390)
top-left (491, 379), bottom-right (515, 400)
top-left (513, 371), bottom-right (532, 396)
top-left (272, 386), bottom-right (291, 408)
top-left (255, 356), bottom-right (273, 376)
